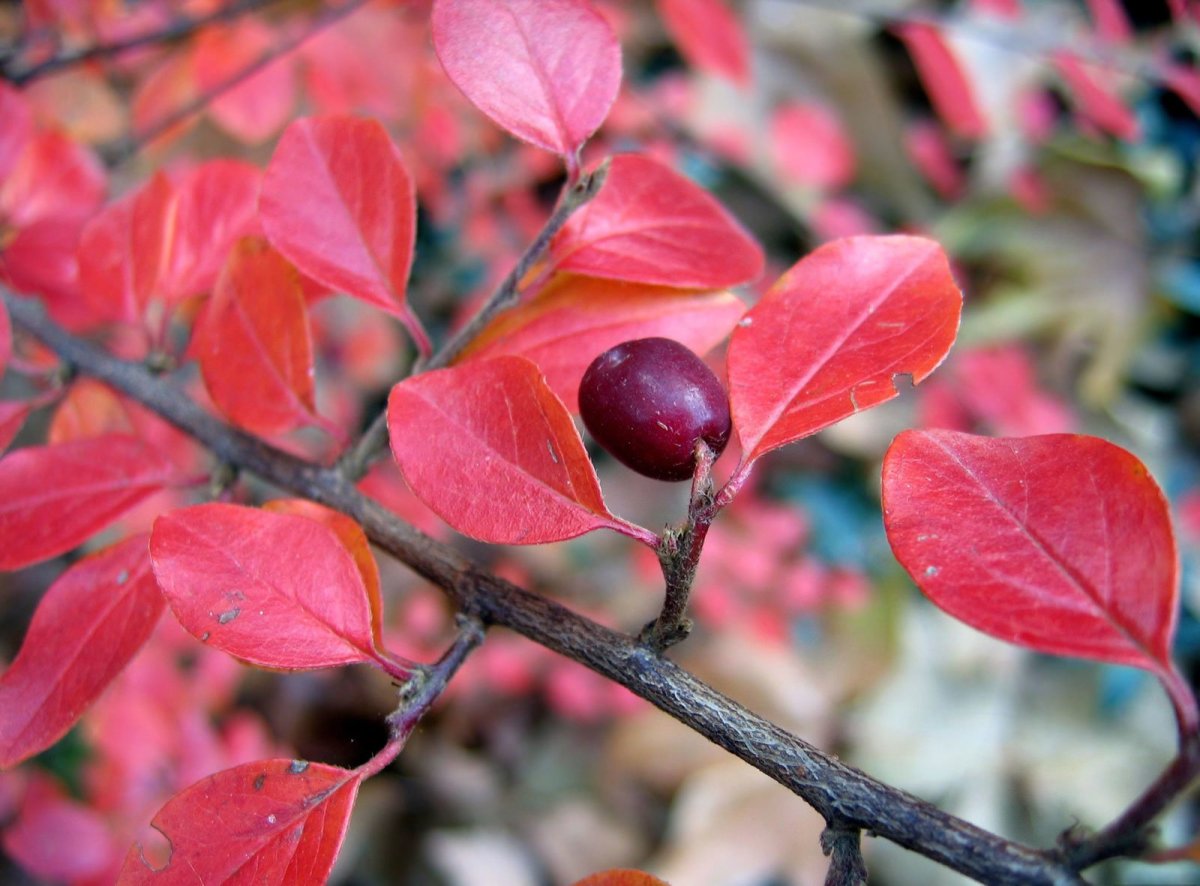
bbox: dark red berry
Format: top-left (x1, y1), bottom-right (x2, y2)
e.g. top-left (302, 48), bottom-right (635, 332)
top-left (579, 337), bottom-right (731, 482)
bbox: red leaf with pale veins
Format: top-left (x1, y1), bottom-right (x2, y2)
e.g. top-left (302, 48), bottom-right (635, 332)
top-left (896, 23), bottom-right (988, 139)
top-left (460, 275), bottom-right (745, 412)
top-left (656, 0), bottom-right (751, 87)
top-left (118, 759), bottom-right (361, 885)
top-left (260, 116), bottom-right (417, 321)
top-left (548, 154), bottom-right (763, 289)
top-left (727, 235), bottom-right (962, 466)
top-left (150, 503), bottom-right (380, 670)
top-left (158, 159), bottom-right (261, 303)
top-left (0, 535), bottom-right (163, 769)
top-left (432, 0), bottom-right (621, 159)
top-left (0, 434), bottom-right (182, 572)
top-left (77, 173), bottom-right (173, 325)
top-left (263, 499), bottom-right (384, 648)
top-left (192, 238), bottom-right (319, 437)
top-left (882, 430), bottom-right (1193, 730)
top-left (389, 356), bottom-right (638, 545)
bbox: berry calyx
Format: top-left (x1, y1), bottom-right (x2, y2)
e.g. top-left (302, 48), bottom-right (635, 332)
top-left (578, 337), bottom-right (731, 482)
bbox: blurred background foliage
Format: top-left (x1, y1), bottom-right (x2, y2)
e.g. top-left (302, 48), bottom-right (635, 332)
top-left (1, 0), bottom-right (1199, 883)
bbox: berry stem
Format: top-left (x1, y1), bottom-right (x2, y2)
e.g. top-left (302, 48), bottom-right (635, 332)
top-left (641, 440), bottom-right (718, 652)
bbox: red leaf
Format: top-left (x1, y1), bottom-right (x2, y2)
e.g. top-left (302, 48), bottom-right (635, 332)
top-left (77, 173), bottom-right (174, 325)
top-left (0, 535), bottom-right (163, 768)
top-left (193, 17), bottom-right (296, 145)
top-left (769, 101), bottom-right (856, 191)
top-left (896, 23), bottom-right (988, 139)
top-left (882, 431), bottom-right (1190, 724)
top-left (0, 434), bottom-right (182, 572)
top-left (158, 159), bottom-right (261, 303)
top-left (149, 503), bottom-right (381, 670)
top-left (547, 154), bottom-right (763, 289)
top-left (262, 499), bottom-right (384, 648)
top-left (460, 275), bottom-right (745, 412)
top-left (1054, 52), bottom-right (1140, 140)
top-left (118, 759), bottom-right (361, 885)
top-left (0, 130), bottom-right (105, 229)
top-left (191, 239), bottom-right (319, 436)
top-left (727, 235), bottom-right (962, 466)
top-left (0, 82), bottom-right (32, 181)
top-left (388, 356), bottom-right (641, 545)
top-left (431, 0), bottom-right (621, 160)
top-left (656, 0), bottom-right (751, 87)
top-left (1085, 0), bottom-right (1133, 44)
top-left (3, 776), bottom-right (118, 881)
top-left (259, 116), bottom-right (417, 322)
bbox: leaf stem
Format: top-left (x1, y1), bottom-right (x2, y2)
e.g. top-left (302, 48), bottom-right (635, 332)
top-left (641, 440), bottom-right (718, 652)
top-left (335, 159), bottom-right (610, 480)
top-left (1056, 730), bottom-right (1200, 871)
top-left (821, 825), bottom-right (869, 886)
top-left (356, 615), bottom-right (485, 780)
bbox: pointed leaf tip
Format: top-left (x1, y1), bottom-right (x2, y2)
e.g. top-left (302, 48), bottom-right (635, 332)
top-left (118, 759), bottom-right (361, 884)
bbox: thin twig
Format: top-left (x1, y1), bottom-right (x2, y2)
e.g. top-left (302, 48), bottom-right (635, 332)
top-left (335, 159), bottom-right (611, 480)
top-left (641, 439), bottom-right (718, 651)
top-left (3, 0), bottom-right (283, 86)
top-left (2, 287), bottom-right (1094, 885)
top-left (356, 615), bottom-right (485, 779)
top-left (100, 0), bottom-right (369, 166)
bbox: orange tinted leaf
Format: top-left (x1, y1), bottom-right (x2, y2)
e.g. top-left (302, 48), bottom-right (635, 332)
top-left (192, 239), bottom-right (319, 437)
top-left (0, 434), bottom-right (182, 571)
top-left (573, 872), bottom-right (670, 886)
top-left (388, 356), bottom-right (642, 544)
top-left (727, 236), bottom-right (961, 465)
top-left (118, 759), bottom-right (361, 885)
top-left (150, 504), bottom-right (381, 670)
top-left (461, 275), bottom-right (744, 412)
top-left (548, 153), bottom-right (763, 289)
top-left (432, 0), bottom-right (621, 160)
top-left (0, 535), bottom-right (162, 768)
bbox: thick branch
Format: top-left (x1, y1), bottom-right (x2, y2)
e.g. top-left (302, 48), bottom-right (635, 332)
top-left (3, 288), bottom-right (1089, 885)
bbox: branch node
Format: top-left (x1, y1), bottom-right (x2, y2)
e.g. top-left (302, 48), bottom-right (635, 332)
top-left (821, 823), bottom-right (868, 886)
